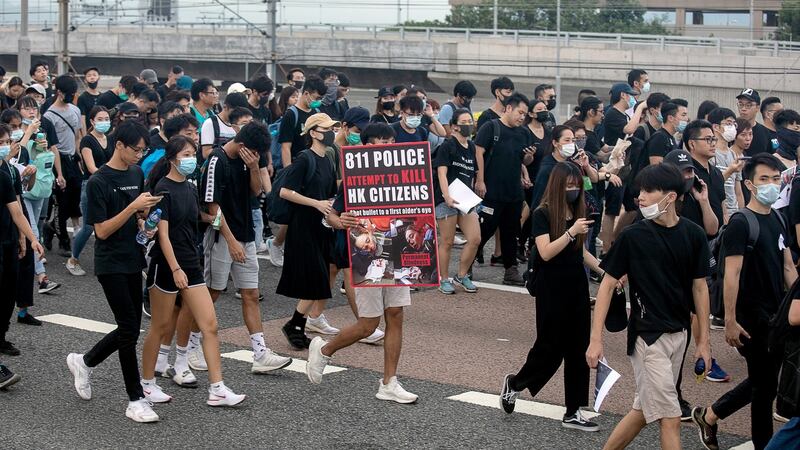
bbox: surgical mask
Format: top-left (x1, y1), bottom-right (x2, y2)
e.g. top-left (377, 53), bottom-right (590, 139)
top-left (640, 195), bottom-right (669, 220)
top-left (627, 96), bottom-right (636, 109)
top-left (309, 99), bottom-right (323, 109)
top-left (318, 130), bottom-right (336, 147)
top-left (559, 143), bottom-right (576, 159)
top-left (722, 125), bottom-right (737, 142)
top-left (405, 115), bottom-right (422, 129)
top-left (174, 157), bottom-right (197, 176)
top-left (642, 82), bottom-right (651, 93)
top-left (655, 112), bottom-right (664, 123)
top-left (566, 189), bottom-right (580, 204)
top-left (575, 138), bottom-right (587, 149)
top-left (87, 81), bottom-right (98, 90)
top-left (458, 124), bottom-right (473, 137)
top-left (21, 118), bottom-right (32, 126)
top-left (346, 132), bottom-right (361, 145)
top-left (10, 129), bottom-right (24, 141)
top-left (754, 183), bottom-right (780, 206)
top-left (119, 93), bottom-right (129, 101)
top-left (293, 81), bottom-right (304, 90)
top-left (535, 111), bottom-right (550, 123)
top-left (433, 113), bottom-right (440, 122)
top-left (677, 120), bottom-right (688, 133)
top-left (0, 145), bottom-right (9, 160)
top-left (546, 99), bottom-right (556, 111)
top-left (382, 101), bottom-right (395, 110)
top-left (94, 121), bottom-right (111, 134)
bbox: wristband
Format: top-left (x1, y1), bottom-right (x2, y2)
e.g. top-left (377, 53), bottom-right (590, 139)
top-left (172, 267), bottom-right (182, 273)
top-left (565, 230), bottom-right (575, 242)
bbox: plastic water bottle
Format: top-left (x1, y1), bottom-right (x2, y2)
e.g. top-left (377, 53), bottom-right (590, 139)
top-left (33, 132), bottom-right (45, 152)
top-left (136, 208), bottom-right (162, 245)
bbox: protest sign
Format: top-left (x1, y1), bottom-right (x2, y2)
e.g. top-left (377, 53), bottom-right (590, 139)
top-left (341, 142), bottom-right (439, 287)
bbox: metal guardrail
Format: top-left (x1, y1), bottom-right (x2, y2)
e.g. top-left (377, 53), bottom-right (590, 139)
top-left (4, 21), bottom-right (798, 56)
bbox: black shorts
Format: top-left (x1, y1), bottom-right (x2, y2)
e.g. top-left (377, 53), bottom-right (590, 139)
top-left (331, 229), bottom-right (350, 269)
top-left (622, 184), bottom-right (639, 212)
top-left (146, 260), bottom-right (205, 294)
top-left (604, 183), bottom-right (623, 216)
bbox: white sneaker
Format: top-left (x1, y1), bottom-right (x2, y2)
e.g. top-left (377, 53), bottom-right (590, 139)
top-left (453, 234), bottom-right (467, 246)
top-left (376, 376), bottom-right (418, 404)
top-left (305, 314), bottom-right (340, 335)
top-left (252, 349), bottom-right (292, 374)
top-left (141, 381), bottom-right (172, 403)
top-left (187, 347), bottom-right (208, 371)
top-left (125, 399), bottom-right (159, 423)
top-left (256, 241), bottom-right (269, 254)
top-left (65, 260), bottom-right (86, 276)
top-left (359, 328), bottom-right (385, 345)
top-left (207, 383), bottom-right (246, 407)
top-left (306, 337), bottom-right (331, 384)
top-left (266, 238), bottom-right (284, 267)
top-left (66, 353), bottom-right (92, 400)
top-left (170, 367), bottom-right (198, 388)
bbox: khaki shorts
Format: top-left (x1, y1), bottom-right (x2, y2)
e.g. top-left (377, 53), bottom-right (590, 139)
top-left (355, 287), bottom-right (411, 318)
top-left (630, 330), bottom-right (687, 424)
top-left (203, 229), bottom-right (259, 291)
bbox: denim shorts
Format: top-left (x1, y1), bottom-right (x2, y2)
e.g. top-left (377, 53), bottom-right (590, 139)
top-left (435, 202), bottom-right (476, 220)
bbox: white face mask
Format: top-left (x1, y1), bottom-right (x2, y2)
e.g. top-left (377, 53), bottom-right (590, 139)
top-left (559, 142), bottom-right (576, 159)
top-left (639, 195), bottom-right (670, 220)
top-left (722, 125), bottom-right (737, 143)
top-left (642, 81), bottom-right (651, 93)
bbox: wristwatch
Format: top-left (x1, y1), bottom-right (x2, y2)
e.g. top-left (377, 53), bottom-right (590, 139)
top-left (604, 172), bottom-right (611, 181)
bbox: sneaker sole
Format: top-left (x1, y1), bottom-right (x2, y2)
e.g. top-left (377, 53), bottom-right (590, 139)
top-left (252, 358), bottom-right (292, 374)
top-left (38, 284), bottom-right (61, 294)
top-left (709, 325), bottom-right (725, 330)
top-left (359, 336), bottom-right (385, 345)
top-left (188, 360), bottom-right (209, 371)
top-left (207, 395), bottom-right (246, 407)
top-left (705, 376), bottom-right (730, 383)
top-left (561, 422), bottom-right (599, 432)
top-left (453, 281), bottom-right (477, 293)
top-left (375, 393), bottom-right (418, 404)
top-left (305, 324), bottom-right (340, 335)
top-left (438, 287), bottom-right (455, 295)
top-left (499, 374), bottom-right (516, 414)
top-left (125, 411), bottom-right (159, 423)
top-left (0, 373), bottom-right (20, 389)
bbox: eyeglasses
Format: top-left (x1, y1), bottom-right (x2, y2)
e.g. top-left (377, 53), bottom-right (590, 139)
top-left (127, 144), bottom-right (147, 154)
top-left (690, 137), bottom-right (719, 145)
top-left (203, 90), bottom-right (219, 96)
top-left (737, 102), bottom-right (757, 110)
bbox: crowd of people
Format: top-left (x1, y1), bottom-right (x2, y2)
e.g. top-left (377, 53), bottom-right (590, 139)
top-left (0, 60), bottom-right (799, 448)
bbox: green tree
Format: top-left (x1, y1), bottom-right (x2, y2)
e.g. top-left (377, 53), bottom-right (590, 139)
top-left (776, 0), bottom-right (800, 41)
top-left (403, 0), bottom-right (669, 35)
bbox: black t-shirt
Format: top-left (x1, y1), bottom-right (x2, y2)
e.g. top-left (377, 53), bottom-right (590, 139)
top-left (531, 154), bottom-right (558, 209)
top-left (86, 164), bottom-right (147, 275)
top-left (680, 159), bottom-right (725, 237)
top-left (248, 103), bottom-right (273, 125)
top-left (633, 128), bottom-right (677, 182)
top-left (584, 129), bottom-right (603, 155)
top-left (149, 130), bottom-right (168, 151)
top-left (603, 107), bottom-right (629, 147)
top-left (390, 122), bottom-right (429, 144)
top-left (0, 163), bottom-right (22, 245)
top-left (531, 207), bottom-right (582, 266)
top-left (476, 108), bottom-right (501, 134)
top-left (283, 150), bottom-right (337, 203)
top-left (77, 91), bottom-right (100, 129)
top-left (474, 120), bottom-right (532, 202)
top-left (633, 122), bottom-right (657, 143)
top-left (150, 177), bottom-right (200, 268)
top-left (749, 122), bottom-right (773, 156)
top-left (200, 147), bottom-right (254, 243)
top-left (319, 102), bottom-right (346, 121)
top-left (277, 106), bottom-right (316, 161)
top-left (370, 112), bottom-right (400, 124)
top-left (722, 209), bottom-right (788, 327)
top-left (96, 90), bottom-right (125, 110)
top-left (523, 125), bottom-right (550, 184)
top-left (766, 127), bottom-right (779, 153)
top-left (787, 175), bottom-right (800, 254)
top-left (79, 134), bottom-right (111, 180)
top-left (433, 137), bottom-right (477, 206)
top-left (601, 218), bottom-right (710, 354)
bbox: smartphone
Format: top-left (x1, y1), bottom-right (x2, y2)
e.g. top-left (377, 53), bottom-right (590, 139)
top-left (693, 174), bottom-right (704, 192)
top-left (737, 156), bottom-right (752, 161)
top-left (588, 211), bottom-right (601, 222)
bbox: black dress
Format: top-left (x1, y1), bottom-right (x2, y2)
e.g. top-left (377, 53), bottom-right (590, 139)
top-left (276, 150), bottom-right (337, 300)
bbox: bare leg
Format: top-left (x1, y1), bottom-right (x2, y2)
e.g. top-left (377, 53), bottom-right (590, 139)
top-left (383, 307), bottom-right (404, 380)
top-left (321, 316), bottom-right (381, 357)
top-left (240, 288), bottom-right (263, 334)
top-left (342, 269), bottom-right (357, 316)
top-left (141, 288), bottom-right (177, 380)
top-left (273, 224), bottom-right (287, 246)
top-left (659, 417), bottom-right (682, 450)
top-left (457, 213), bottom-right (481, 278)
top-left (603, 409), bottom-right (647, 450)
top-left (600, 213), bottom-right (617, 254)
top-left (493, 230), bottom-right (502, 257)
top-left (295, 299), bottom-right (315, 316)
top-left (436, 216), bottom-right (457, 279)
top-left (308, 299), bottom-right (328, 319)
top-left (181, 286), bottom-right (223, 384)
top-left (175, 304), bottom-right (193, 347)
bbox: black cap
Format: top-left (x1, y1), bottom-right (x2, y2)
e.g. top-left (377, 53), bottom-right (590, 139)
top-left (343, 106), bottom-right (370, 131)
top-left (375, 87), bottom-right (393, 99)
top-left (664, 149), bottom-right (694, 171)
top-left (610, 82), bottom-right (639, 98)
top-left (736, 88), bottom-right (761, 104)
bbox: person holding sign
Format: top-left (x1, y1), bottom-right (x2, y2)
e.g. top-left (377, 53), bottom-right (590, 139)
top-left (500, 162), bottom-right (603, 432)
top-left (278, 113), bottom-right (339, 350)
top-left (434, 108), bottom-right (480, 295)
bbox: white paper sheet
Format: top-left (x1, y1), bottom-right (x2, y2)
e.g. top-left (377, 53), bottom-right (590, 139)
top-left (594, 358), bottom-right (621, 412)
top-left (447, 179), bottom-right (483, 215)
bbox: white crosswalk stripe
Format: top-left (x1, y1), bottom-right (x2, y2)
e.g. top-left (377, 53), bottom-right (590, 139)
top-left (447, 391), bottom-right (600, 421)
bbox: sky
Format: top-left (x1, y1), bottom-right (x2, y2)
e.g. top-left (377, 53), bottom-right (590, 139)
top-left (0, 0), bottom-right (452, 26)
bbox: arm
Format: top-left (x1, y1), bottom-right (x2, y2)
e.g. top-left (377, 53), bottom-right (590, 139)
top-left (259, 167), bottom-right (272, 194)
top-left (734, 182), bottom-right (744, 213)
top-left (585, 275), bottom-right (618, 368)
top-left (722, 255), bottom-right (751, 347)
top-left (81, 146), bottom-right (99, 174)
top-left (8, 200), bottom-right (38, 245)
top-left (622, 103), bottom-right (647, 135)
top-left (790, 299), bottom-right (800, 326)
top-left (280, 187), bottom-right (330, 214)
top-left (93, 201), bottom-right (141, 240)
top-left (156, 220), bottom-right (180, 271)
top-left (692, 277), bottom-right (712, 373)
top-left (582, 247), bottom-right (602, 273)
top-left (437, 165), bottom-right (454, 206)
top-left (784, 248), bottom-right (798, 290)
top-left (281, 142), bottom-right (292, 168)
top-left (474, 145), bottom-right (486, 197)
top-left (698, 199), bottom-right (719, 236)
top-left (201, 144), bottom-right (214, 161)
top-left (534, 230), bottom-right (572, 262)
top-left (649, 155), bottom-right (663, 166)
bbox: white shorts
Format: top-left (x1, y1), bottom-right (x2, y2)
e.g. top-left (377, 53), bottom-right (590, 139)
top-left (203, 228), bottom-right (259, 291)
top-left (630, 331), bottom-right (687, 424)
top-left (355, 286), bottom-right (411, 318)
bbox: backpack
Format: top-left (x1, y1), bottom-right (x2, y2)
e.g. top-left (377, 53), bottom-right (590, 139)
top-left (209, 115), bottom-right (235, 148)
top-left (269, 105), bottom-right (318, 172)
top-left (22, 144), bottom-right (55, 200)
top-left (481, 119), bottom-right (503, 170)
top-left (770, 281), bottom-right (800, 417)
top-left (140, 148), bottom-right (165, 180)
top-left (266, 149), bottom-right (318, 225)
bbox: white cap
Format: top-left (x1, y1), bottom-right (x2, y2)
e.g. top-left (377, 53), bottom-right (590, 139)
top-left (227, 83), bottom-right (247, 95)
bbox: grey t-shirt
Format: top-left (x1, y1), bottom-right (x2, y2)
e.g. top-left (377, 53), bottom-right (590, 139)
top-left (713, 148), bottom-right (741, 217)
top-left (44, 103), bottom-right (82, 156)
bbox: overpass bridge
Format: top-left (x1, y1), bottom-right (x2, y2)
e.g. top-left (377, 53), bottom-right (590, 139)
top-left (1, 22), bottom-right (798, 114)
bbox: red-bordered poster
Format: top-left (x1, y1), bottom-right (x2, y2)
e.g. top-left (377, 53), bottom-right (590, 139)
top-left (341, 141), bottom-right (439, 288)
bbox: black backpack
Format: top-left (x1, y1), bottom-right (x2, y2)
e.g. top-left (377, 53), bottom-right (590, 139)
top-left (266, 150), bottom-right (318, 225)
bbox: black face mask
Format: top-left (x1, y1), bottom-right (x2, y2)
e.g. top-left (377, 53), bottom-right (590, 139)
top-left (87, 81), bottom-right (98, 90)
top-left (293, 81), bottom-right (304, 90)
top-left (318, 130), bottom-right (336, 147)
top-left (683, 178), bottom-right (694, 195)
top-left (63, 92), bottom-right (75, 104)
top-left (566, 189), bottom-right (580, 204)
top-left (258, 95), bottom-right (269, 106)
top-left (458, 124), bottom-right (473, 137)
top-left (535, 111), bottom-right (550, 123)
top-left (462, 98), bottom-right (472, 108)
top-left (546, 99), bottom-right (557, 111)
top-left (382, 101), bottom-right (395, 111)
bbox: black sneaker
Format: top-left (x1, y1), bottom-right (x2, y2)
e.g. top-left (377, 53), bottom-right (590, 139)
top-left (562, 411), bottom-right (600, 432)
top-left (0, 340), bottom-right (20, 356)
top-left (281, 322), bottom-right (310, 350)
top-left (475, 250), bottom-right (484, 265)
top-left (0, 364), bottom-right (20, 389)
top-left (691, 407), bottom-right (719, 450)
top-left (503, 266), bottom-right (525, 286)
top-left (490, 255), bottom-right (503, 266)
top-left (17, 313), bottom-right (42, 326)
top-left (516, 246), bottom-right (528, 263)
top-left (589, 271), bottom-right (603, 283)
top-left (499, 374), bottom-right (519, 414)
top-left (680, 398), bottom-right (693, 421)
top-left (58, 240), bottom-right (72, 257)
top-left (710, 315), bottom-right (725, 330)
top-left (37, 277), bottom-right (60, 294)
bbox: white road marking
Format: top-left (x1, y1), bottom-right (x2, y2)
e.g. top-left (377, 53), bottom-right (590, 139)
top-left (38, 313), bottom-right (144, 333)
top-left (472, 281), bottom-right (529, 295)
top-left (256, 254), bottom-right (271, 261)
top-left (220, 350), bottom-right (347, 375)
top-left (447, 391), bottom-right (600, 421)
top-left (729, 442), bottom-right (754, 450)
